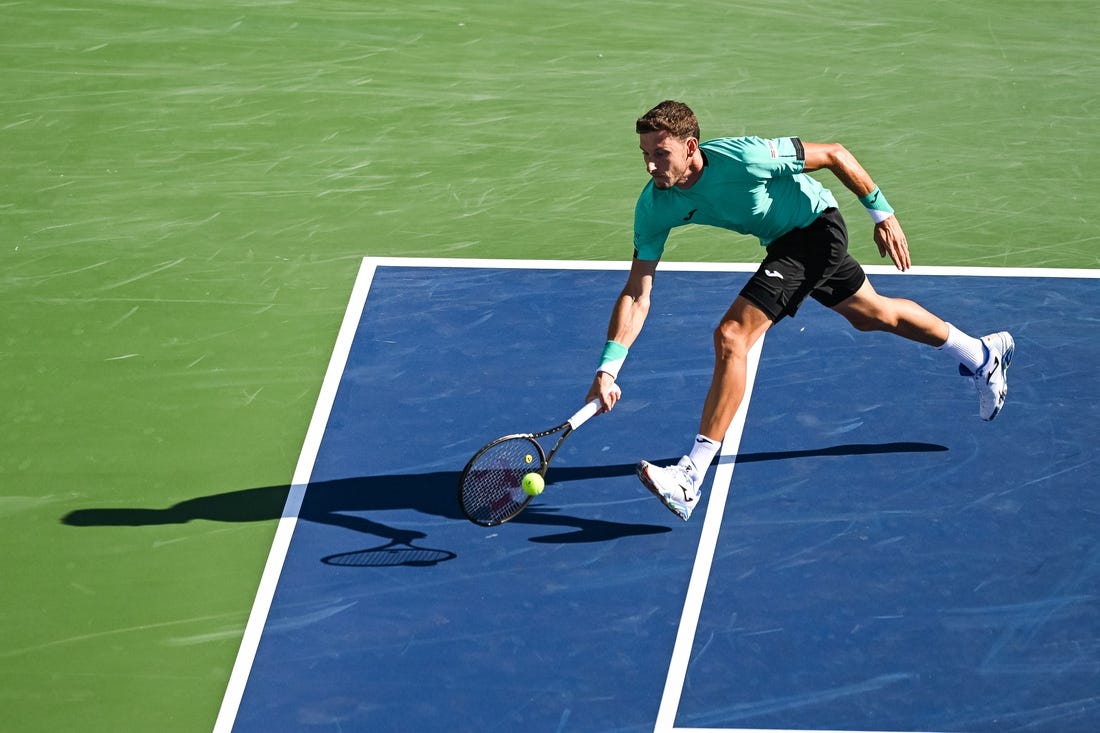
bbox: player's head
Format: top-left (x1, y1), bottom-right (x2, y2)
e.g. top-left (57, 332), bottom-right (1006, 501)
top-left (636, 100), bottom-right (701, 190)
top-left (636, 100), bottom-right (700, 141)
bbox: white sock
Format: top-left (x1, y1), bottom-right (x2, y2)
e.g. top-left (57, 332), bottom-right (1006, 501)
top-left (686, 434), bottom-right (721, 478)
top-left (937, 323), bottom-right (987, 373)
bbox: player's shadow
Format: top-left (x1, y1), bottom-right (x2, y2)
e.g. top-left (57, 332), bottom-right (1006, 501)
top-left (58, 469), bottom-right (677, 558)
top-left (61, 441), bottom-right (947, 558)
top-left (59, 467), bottom-right (673, 550)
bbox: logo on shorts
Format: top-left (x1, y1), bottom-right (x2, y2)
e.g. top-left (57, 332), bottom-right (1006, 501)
top-left (764, 269), bottom-right (784, 280)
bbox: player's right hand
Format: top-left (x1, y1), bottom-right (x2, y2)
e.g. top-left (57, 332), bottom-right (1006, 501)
top-left (587, 371), bottom-right (622, 413)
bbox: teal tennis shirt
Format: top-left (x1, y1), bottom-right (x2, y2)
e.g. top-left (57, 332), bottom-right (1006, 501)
top-left (632, 136), bottom-right (839, 260)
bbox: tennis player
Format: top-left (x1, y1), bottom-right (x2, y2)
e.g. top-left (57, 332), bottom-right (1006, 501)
top-left (586, 100), bottom-right (1013, 521)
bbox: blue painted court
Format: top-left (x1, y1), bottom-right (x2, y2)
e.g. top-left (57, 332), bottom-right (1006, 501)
top-left (217, 259), bottom-right (1099, 733)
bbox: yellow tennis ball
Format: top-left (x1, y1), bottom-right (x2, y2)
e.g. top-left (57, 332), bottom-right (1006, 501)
top-left (521, 472), bottom-right (544, 496)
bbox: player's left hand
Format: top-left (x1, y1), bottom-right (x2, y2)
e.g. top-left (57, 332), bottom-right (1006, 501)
top-left (874, 216), bottom-right (911, 271)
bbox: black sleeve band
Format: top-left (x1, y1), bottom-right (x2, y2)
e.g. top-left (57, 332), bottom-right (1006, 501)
top-left (791, 136), bottom-right (805, 161)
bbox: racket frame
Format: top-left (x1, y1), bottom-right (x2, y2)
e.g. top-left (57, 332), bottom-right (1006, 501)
top-left (458, 400), bottom-right (602, 526)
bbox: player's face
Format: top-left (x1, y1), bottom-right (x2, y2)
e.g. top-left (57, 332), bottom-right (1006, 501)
top-left (639, 130), bottom-right (697, 189)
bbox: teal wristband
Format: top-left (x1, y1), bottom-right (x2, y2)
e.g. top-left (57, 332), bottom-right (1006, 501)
top-left (597, 340), bottom-right (628, 379)
top-left (858, 186), bottom-right (894, 223)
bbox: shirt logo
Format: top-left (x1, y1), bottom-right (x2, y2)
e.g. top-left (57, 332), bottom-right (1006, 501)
top-left (682, 208), bottom-right (698, 222)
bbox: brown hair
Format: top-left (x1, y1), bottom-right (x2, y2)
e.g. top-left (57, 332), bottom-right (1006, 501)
top-left (635, 100), bottom-right (700, 140)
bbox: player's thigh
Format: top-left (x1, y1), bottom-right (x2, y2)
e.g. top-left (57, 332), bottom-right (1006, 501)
top-left (809, 251), bottom-right (867, 309)
top-left (714, 295), bottom-right (773, 355)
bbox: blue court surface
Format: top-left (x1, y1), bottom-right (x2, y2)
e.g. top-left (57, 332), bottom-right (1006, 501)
top-left (217, 259), bottom-right (1099, 733)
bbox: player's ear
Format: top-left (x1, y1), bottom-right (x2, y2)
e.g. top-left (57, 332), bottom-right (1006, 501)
top-left (686, 136), bottom-right (699, 155)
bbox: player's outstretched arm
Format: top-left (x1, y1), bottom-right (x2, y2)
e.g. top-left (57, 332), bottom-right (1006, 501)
top-left (587, 257), bottom-right (658, 410)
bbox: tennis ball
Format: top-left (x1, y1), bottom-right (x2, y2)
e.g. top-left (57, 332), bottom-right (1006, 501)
top-left (521, 472), bottom-right (545, 496)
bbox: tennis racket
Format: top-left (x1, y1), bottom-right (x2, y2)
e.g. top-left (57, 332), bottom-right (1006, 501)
top-left (458, 398), bottom-right (608, 526)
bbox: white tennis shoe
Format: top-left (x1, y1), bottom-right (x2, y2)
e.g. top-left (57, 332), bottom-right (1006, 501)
top-left (960, 331), bottom-right (1014, 421)
top-left (637, 457), bottom-right (701, 521)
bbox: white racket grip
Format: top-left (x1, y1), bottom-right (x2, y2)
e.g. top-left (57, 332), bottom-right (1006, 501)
top-left (568, 388), bottom-right (620, 430)
top-left (567, 400), bottom-right (601, 430)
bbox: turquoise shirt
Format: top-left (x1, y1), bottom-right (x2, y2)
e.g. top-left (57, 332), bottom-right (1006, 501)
top-left (632, 136), bottom-right (839, 260)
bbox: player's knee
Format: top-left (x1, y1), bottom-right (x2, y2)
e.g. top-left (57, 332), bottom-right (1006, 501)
top-left (713, 320), bottom-right (754, 360)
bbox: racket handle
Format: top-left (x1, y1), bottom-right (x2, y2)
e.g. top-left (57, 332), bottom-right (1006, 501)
top-left (567, 396), bottom-right (611, 430)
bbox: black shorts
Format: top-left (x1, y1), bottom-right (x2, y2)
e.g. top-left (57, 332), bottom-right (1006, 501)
top-left (739, 208), bottom-right (867, 322)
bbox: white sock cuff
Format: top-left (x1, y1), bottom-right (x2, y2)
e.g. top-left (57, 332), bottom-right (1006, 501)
top-left (940, 323), bottom-right (987, 372)
top-left (687, 434), bottom-right (721, 476)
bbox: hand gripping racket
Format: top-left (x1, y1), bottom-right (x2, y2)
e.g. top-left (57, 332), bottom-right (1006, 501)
top-left (458, 398), bottom-right (607, 526)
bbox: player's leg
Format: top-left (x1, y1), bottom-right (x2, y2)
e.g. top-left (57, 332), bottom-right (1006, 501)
top-left (638, 295), bottom-right (774, 521)
top-left (699, 296), bottom-right (774, 440)
top-left (638, 213), bottom-right (847, 520)
top-left (830, 277), bottom-right (950, 346)
top-left (829, 277), bottom-right (1014, 420)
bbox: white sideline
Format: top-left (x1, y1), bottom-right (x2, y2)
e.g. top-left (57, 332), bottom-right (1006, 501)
top-left (212, 258), bottom-right (378, 732)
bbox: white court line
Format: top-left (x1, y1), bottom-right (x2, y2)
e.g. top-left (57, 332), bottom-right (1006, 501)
top-left (212, 258), bottom-right (379, 733)
top-left (213, 257), bottom-right (1097, 733)
top-left (647, 337), bottom-right (929, 733)
top-left (653, 336), bottom-right (764, 733)
top-left (317, 255), bottom-right (1100, 280)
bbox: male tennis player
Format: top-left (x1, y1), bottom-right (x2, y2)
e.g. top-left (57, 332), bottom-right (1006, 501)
top-left (586, 100), bottom-right (1013, 522)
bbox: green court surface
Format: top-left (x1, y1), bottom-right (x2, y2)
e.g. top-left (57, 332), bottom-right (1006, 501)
top-left (1, 2), bottom-right (1096, 731)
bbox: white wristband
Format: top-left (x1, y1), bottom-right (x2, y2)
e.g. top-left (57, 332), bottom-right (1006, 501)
top-left (868, 208), bottom-right (894, 224)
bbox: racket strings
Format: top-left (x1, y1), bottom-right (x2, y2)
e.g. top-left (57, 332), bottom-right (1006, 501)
top-left (459, 437), bottom-right (543, 526)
